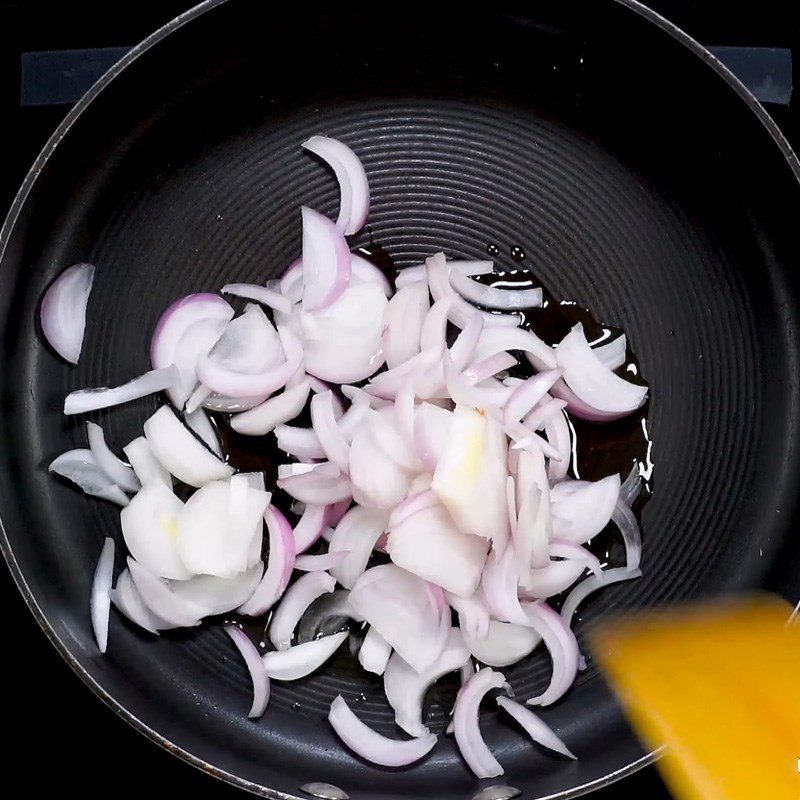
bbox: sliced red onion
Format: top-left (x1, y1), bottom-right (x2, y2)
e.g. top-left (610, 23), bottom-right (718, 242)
top-left (523, 397), bottom-right (568, 432)
top-left (384, 628), bottom-right (470, 736)
top-left (123, 436), bottom-right (172, 488)
top-left (91, 537), bottom-right (115, 653)
top-left (464, 620), bottom-right (542, 668)
top-left (127, 558), bottom-right (204, 627)
top-left (554, 324), bottom-right (647, 415)
top-left (549, 379), bottom-right (637, 423)
top-left (170, 562), bottom-right (264, 615)
top-left (329, 694), bottom-right (437, 767)
top-left (480, 546), bottom-right (529, 625)
top-left (514, 448), bottom-right (552, 570)
top-left (506, 423), bottom-right (564, 463)
top-left (283, 253), bottom-right (390, 302)
top-left (560, 566), bottom-right (643, 627)
top-left (311, 391), bottom-right (350, 472)
top-left (473, 326), bottom-right (556, 372)
top-left (225, 625), bottom-right (270, 718)
top-left (328, 498), bottom-right (353, 526)
top-left (307, 377), bottom-right (346, 419)
top-left (548, 540), bottom-right (602, 577)
top-left (593, 334), bottom-right (627, 371)
top-left (143, 405), bottom-right (233, 488)
top-left (86, 422), bottom-right (140, 493)
top-left (523, 602), bottom-right (580, 707)
top-left (290, 504), bottom-right (328, 555)
top-left (387, 503), bottom-right (488, 598)
top-left (383, 280), bottom-right (430, 370)
top-left (395, 263), bottom-right (427, 288)
top-left (450, 271), bottom-right (543, 311)
top-left (358, 627), bottom-right (392, 675)
top-left (388, 489), bottom-right (439, 529)
top-left (40, 262), bottom-right (96, 365)
top-left (229, 379), bottom-right (310, 437)
top-left (195, 390), bottom-right (267, 413)
top-left (294, 550), bottom-right (349, 571)
top-left (302, 136), bottom-right (370, 235)
top-left (620, 463), bottom-right (643, 507)
top-left (64, 364), bottom-right (179, 415)
top-left (176, 477), bottom-right (268, 578)
top-left (328, 505), bottom-right (388, 589)
top-left (518, 559), bottom-right (587, 599)
top-left (239, 506), bottom-right (296, 616)
top-left (496, 697), bottom-right (576, 759)
top-left (120, 482), bottom-right (189, 580)
top-left (453, 667), bottom-right (509, 778)
top-left (269, 570), bottom-right (336, 650)
top-left (463, 352), bottom-right (518, 385)
top-left (419, 295), bottom-right (453, 352)
top-left (277, 462), bottom-right (352, 505)
top-left (111, 568), bottom-right (163, 633)
top-left (349, 565), bottom-right (443, 673)
top-left (550, 475), bottom-right (621, 544)
top-left (544, 404), bottom-right (571, 483)
top-left (414, 402), bottom-right (453, 472)
top-left (278, 463), bottom-right (318, 480)
top-left (263, 631), bottom-right (348, 680)
top-left (301, 206), bottom-right (352, 311)
top-left (612, 498), bottom-right (642, 571)
top-left (183, 407), bottom-right (222, 457)
top-left (49, 449), bottom-right (129, 506)
top-left (221, 283), bottom-right (293, 314)
top-left (443, 353), bottom-right (513, 411)
top-left (366, 348), bottom-right (440, 400)
top-left (446, 590), bottom-right (490, 641)
top-left (370, 406), bottom-right (420, 473)
top-left (169, 317), bottom-right (230, 408)
top-left (275, 424), bottom-right (325, 460)
top-left (349, 420), bottom-right (414, 510)
top-left (280, 258), bottom-right (304, 300)
top-left (450, 312), bottom-right (485, 373)
top-left (502, 370), bottom-right (562, 426)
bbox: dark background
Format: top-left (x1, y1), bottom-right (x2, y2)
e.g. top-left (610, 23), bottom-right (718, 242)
top-left (0, 2), bottom-right (795, 798)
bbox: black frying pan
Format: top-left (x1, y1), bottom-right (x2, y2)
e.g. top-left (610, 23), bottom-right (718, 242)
top-left (2, 2), bottom-right (800, 799)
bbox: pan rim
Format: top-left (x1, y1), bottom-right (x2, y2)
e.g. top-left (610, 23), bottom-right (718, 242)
top-left (0, 1), bottom-right (797, 799)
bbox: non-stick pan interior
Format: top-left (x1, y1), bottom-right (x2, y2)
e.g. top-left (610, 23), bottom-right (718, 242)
top-left (2, 2), bottom-right (800, 799)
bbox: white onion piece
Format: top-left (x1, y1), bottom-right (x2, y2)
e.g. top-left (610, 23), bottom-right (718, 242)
top-left (370, 405), bottom-right (420, 473)
top-left (91, 537), bottom-right (115, 653)
top-left (277, 462), bottom-right (352, 505)
top-left (443, 353), bottom-right (513, 411)
top-left (311, 391), bottom-right (350, 472)
top-left (263, 631), bottom-right (348, 680)
top-left (388, 489), bottom-right (439, 529)
top-left (329, 694), bottom-right (437, 767)
top-left (496, 697), bottom-right (576, 759)
top-left (446, 590), bottom-right (490, 641)
top-left (127, 558), bottom-right (204, 627)
top-left (549, 540), bottom-right (602, 577)
top-left (394, 264), bottom-right (427, 288)
top-left (593, 334), bottom-right (627, 371)
top-left (463, 620), bottom-right (541, 668)
top-left (86, 422), bottom-right (140, 493)
top-left (383, 279), bottom-right (430, 370)
top-left (432, 405), bottom-right (509, 547)
top-left (221, 283), bottom-right (292, 314)
top-left (384, 628), bottom-right (470, 736)
top-left (387, 503), bottom-right (488, 598)
top-left (301, 206), bottom-right (352, 310)
top-left (225, 625), bottom-right (270, 718)
top-left (620, 463), bottom-right (643, 507)
top-left (453, 667), bottom-right (509, 778)
top-left (328, 506), bottom-right (388, 589)
top-left (39, 262), bottom-right (95, 364)
top-left (515, 448), bottom-right (552, 570)
top-left (502, 370), bottom-right (562, 425)
top-left (349, 420), bottom-right (414, 510)
top-left (275, 424), bottom-right (325, 460)
top-left (269, 570), bottom-right (336, 650)
top-left (366, 348), bottom-right (439, 400)
top-left (144, 405), bottom-right (233, 488)
top-left (506, 423), bottom-right (564, 462)
top-left (239, 506), bottom-right (296, 616)
top-left (544, 404), bottom-right (571, 482)
top-left (49, 449), bottom-right (129, 506)
top-left (480, 546), bottom-right (529, 625)
top-left (523, 397), bottom-right (568, 431)
top-left (123, 437), bottom-right (172, 488)
top-left (111, 569), bottom-right (163, 633)
top-left (349, 565), bottom-right (443, 673)
top-left (121, 482), bottom-right (190, 580)
top-left (168, 317), bottom-right (230, 409)
top-left (184, 407), bottom-right (222, 457)
top-left (555, 324), bottom-right (647, 414)
top-left (64, 365), bottom-right (179, 415)
top-left (414, 402), bottom-right (453, 472)
top-left (292, 503), bottom-right (329, 554)
top-left (524, 602), bottom-right (580, 707)
top-left (358, 627), bottom-right (392, 675)
top-left (196, 390), bottom-right (267, 413)
top-left (463, 352), bottom-right (518, 385)
top-left (612, 498), bottom-right (642, 571)
top-left (473, 326), bottom-right (556, 372)
top-left (450, 271), bottom-right (543, 310)
top-left (560, 566), bottom-right (643, 627)
top-left (419, 295), bottom-right (453, 352)
top-left (279, 258), bottom-right (304, 300)
top-left (450, 313), bottom-right (485, 374)
top-left (518, 559), bottom-right (587, 599)
top-left (176, 478), bottom-right (268, 578)
top-left (302, 136), bottom-right (370, 235)
top-left (231, 380), bottom-right (310, 436)
top-left (282, 253), bottom-right (390, 301)
top-left (550, 475), bottom-right (621, 544)
top-left (170, 563), bottom-right (264, 615)
top-left (294, 550), bottom-right (349, 571)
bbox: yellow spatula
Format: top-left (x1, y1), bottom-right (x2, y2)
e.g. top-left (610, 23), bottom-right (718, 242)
top-left (590, 595), bottom-right (800, 800)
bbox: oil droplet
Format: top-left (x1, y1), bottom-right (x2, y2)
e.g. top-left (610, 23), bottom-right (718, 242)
top-left (215, 213), bottom-right (224, 221)
top-left (292, 702), bottom-right (301, 711)
top-left (510, 246), bottom-right (526, 262)
top-left (487, 243), bottom-right (500, 257)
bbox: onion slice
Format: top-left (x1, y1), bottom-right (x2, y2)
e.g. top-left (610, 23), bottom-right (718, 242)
top-left (49, 449), bottom-right (130, 506)
top-left (263, 631), bottom-right (348, 680)
top-left (39, 262), bottom-right (95, 364)
top-left (612, 498), bottom-right (642, 571)
top-left (221, 283), bottom-right (293, 314)
top-left (524, 602), bottom-right (580, 707)
top-left (64, 365), bottom-right (179, 415)
top-left (111, 568), bottom-right (163, 633)
top-left (269, 570), bottom-right (336, 650)
top-left (91, 537), bottom-right (115, 653)
top-left (292, 503), bottom-right (329, 554)
top-left (328, 695), bottom-right (437, 767)
top-left (358, 627), bottom-right (392, 675)
top-left (311, 391), bottom-right (350, 472)
top-left (560, 566), bottom-right (643, 627)
top-left (127, 558), bottom-right (204, 627)
top-left (224, 625), bottom-right (271, 718)
top-left (463, 620), bottom-right (541, 668)
top-left (329, 506), bottom-right (388, 589)
top-left (294, 550), bottom-right (350, 571)
top-left (496, 697), bottom-right (576, 759)
top-left (301, 206), bottom-right (352, 310)
top-left (123, 437), bottom-right (171, 488)
top-left (450, 271), bottom-right (543, 311)
top-left (184, 407), bottom-right (223, 458)
top-left (231, 380), bottom-right (310, 436)
top-left (277, 462), bottom-right (352, 505)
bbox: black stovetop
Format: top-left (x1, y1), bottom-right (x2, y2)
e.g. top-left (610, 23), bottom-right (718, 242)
top-left (0, 3), bottom-right (795, 798)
